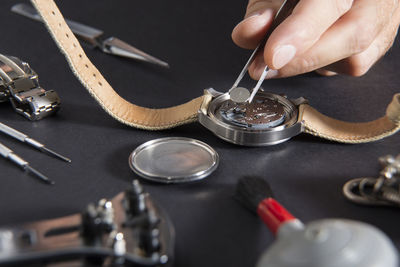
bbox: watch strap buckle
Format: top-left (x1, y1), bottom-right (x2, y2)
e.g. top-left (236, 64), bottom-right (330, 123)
top-left (10, 86), bottom-right (60, 121)
top-left (0, 54), bottom-right (61, 120)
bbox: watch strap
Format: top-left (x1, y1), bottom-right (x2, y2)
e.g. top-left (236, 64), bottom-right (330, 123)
top-left (299, 94), bottom-right (400, 143)
top-left (31, 0), bottom-right (400, 143)
top-left (31, 0), bottom-right (205, 130)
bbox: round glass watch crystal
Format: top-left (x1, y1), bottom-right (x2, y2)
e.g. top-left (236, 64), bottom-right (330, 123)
top-left (218, 97), bottom-right (286, 128)
top-left (129, 137), bottom-right (219, 183)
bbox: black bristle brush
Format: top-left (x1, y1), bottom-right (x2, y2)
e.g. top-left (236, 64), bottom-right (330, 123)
top-left (234, 177), bottom-right (297, 235)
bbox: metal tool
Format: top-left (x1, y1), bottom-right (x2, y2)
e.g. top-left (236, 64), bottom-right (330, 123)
top-left (0, 122), bottom-right (70, 162)
top-left (229, 0), bottom-right (299, 103)
top-left (343, 154), bottom-right (400, 207)
top-left (11, 3), bottom-right (169, 68)
top-left (0, 142), bottom-right (54, 184)
top-left (0, 54), bottom-right (60, 120)
top-left (0, 180), bottom-right (174, 266)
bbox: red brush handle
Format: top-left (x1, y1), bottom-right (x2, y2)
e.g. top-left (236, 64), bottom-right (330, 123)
top-left (257, 198), bottom-right (296, 235)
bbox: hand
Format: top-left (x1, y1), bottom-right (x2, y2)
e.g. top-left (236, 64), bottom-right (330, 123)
top-left (231, 0), bottom-right (400, 79)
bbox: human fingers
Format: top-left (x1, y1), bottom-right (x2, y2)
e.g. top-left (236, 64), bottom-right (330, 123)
top-left (232, 0), bottom-right (283, 49)
top-left (317, 4), bottom-right (400, 76)
top-left (315, 69), bottom-right (338, 76)
top-left (260, 0), bottom-right (354, 70)
top-left (264, 0), bottom-right (398, 78)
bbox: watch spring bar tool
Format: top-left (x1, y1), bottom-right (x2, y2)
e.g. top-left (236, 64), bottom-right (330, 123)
top-left (0, 122), bottom-right (71, 163)
top-left (11, 3), bottom-right (169, 68)
top-left (0, 142), bottom-right (54, 185)
top-left (229, 0), bottom-right (299, 104)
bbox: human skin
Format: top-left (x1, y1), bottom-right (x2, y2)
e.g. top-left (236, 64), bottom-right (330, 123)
top-left (231, 0), bottom-right (400, 79)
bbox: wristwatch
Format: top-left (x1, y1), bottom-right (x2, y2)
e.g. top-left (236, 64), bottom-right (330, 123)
top-left (198, 89), bottom-right (307, 146)
top-left (30, 0), bottom-right (400, 145)
top-left (0, 54), bottom-right (60, 120)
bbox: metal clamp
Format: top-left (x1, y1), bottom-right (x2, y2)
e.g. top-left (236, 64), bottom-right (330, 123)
top-left (0, 54), bottom-right (60, 120)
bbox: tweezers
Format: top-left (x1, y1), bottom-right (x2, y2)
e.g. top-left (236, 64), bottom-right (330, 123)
top-left (11, 3), bottom-right (169, 68)
top-left (229, 0), bottom-right (299, 103)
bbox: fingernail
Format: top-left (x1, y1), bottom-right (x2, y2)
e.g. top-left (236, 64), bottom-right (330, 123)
top-left (272, 45), bottom-right (296, 69)
top-left (266, 69), bottom-right (279, 79)
top-left (234, 9), bottom-right (272, 29)
top-left (245, 11), bottom-right (263, 20)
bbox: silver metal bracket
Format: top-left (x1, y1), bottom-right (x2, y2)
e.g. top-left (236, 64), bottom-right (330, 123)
top-left (0, 54), bottom-right (60, 120)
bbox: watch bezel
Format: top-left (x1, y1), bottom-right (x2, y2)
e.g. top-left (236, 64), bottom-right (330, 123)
top-left (198, 90), bottom-right (306, 146)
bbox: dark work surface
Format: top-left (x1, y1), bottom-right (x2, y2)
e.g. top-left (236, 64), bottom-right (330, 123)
top-left (1, 0), bottom-right (400, 266)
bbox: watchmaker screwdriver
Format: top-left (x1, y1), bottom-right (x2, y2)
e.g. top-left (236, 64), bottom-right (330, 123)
top-left (0, 122), bottom-right (71, 163)
top-left (229, 0), bottom-right (299, 104)
top-left (0, 142), bottom-right (54, 185)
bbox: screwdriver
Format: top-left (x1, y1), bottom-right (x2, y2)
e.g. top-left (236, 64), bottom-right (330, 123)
top-left (0, 122), bottom-right (71, 162)
top-left (0, 142), bottom-right (54, 184)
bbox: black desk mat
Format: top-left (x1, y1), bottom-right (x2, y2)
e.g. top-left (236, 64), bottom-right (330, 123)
top-left (0, 1), bottom-right (399, 266)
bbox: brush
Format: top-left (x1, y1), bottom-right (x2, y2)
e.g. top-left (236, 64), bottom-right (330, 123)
top-left (234, 176), bottom-right (297, 235)
top-left (235, 177), bottom-right (399, 267)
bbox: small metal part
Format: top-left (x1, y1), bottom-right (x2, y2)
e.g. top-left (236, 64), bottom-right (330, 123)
top-left (113, 232), bottom-right (126, 256)
top-left (124, 180), bottom-right (147, 216)
top-left (228, 0), bottom-right (299, 103)
top-left (0, 54), bottom-right (60, 120)
top-left (343, 178), bottom-right (391, 206)
top-left (12, 3), bottom-right (170, 68)
top-left (140, 227), bottom-right (161, 255)
top-left (229, 86), bottom-right (251, 103)
top-left (199, 90), bottom-right (306, 146)
top-left (97, 199), bottom-right (115, 226)
top-left (0, 122), bottom-right (71, 162)
top-left (129, 137), bottom-right (219, 183)
top-left (343, 154), bottom-right (400, 207)
top-left (0, 142), bottom-right (54, 185)
top-left (81, 199), bottom-right (116, 243)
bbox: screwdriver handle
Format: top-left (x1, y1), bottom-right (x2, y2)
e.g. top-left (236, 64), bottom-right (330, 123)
top-left (0, 122), bottom-right (27, 142)
top-left (0, 142), bottom-right (13, 157)
top-left (0, 142), bottom-right (28, 167)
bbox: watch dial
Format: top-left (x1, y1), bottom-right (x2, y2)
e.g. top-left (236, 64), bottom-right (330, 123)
top-left (218, 96), bottom-right (286, 128)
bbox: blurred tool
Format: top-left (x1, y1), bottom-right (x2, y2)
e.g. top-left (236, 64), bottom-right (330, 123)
top-left (343, 154), bottom-right (400, 207)
top-left (11, 3), bottom-right (169, 68)
top-left (0, 122), bottom-right (70, 162)
top-left (234, 177), bottom-right (398, 267)
top-left (0, 142), bottom-right (54, 184)
top-left (0, 54), bottom-right (60, 120)
top-left (0, 180), bottom-right (174, 266)
top-left (229, 0), bottom-right (299, 104)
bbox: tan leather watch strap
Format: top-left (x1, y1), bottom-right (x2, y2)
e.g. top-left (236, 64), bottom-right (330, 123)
top-left (31, 0), bottom-right (205, 130)
top-left (299, 94), bottom-right (400, 143)
top-left (31, 0), bottom-right (400, 143)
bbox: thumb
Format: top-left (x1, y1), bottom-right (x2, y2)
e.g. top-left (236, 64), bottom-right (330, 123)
top-left (232, 0), bottom-right (284, 49)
